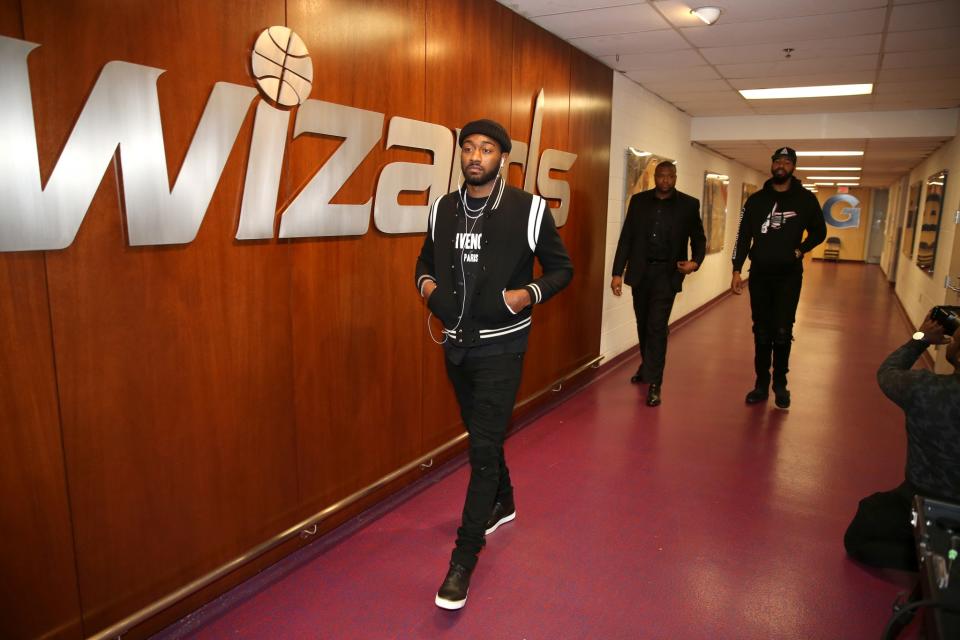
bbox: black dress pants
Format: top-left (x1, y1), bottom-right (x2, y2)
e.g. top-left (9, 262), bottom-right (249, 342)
top-left (631, 263), bottom-right (677, 385)
top-left (445, 351), bottom-right (525, 570)
top-left (844, 481), bottom-right (918, 572)
top-left (747, 269), bottom-right (802, 384)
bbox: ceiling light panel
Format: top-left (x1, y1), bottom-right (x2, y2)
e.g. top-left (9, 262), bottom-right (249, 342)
top-left (795, 167), bottom-right (862, 171)
top-left (795, 151), bottom-right (864, 157)
top-left (740, 84), bottom-right (873, 99)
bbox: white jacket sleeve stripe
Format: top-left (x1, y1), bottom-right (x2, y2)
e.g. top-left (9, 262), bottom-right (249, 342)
top-left (527, 195), bottom-right (542, 251)
top-left (430, 196), bottom-right (442, 242)
top-left (534, 197), bottom-right (545, 247)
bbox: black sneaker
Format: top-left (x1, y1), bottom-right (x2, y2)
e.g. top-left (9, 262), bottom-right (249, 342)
top-left (485, 500), bottom-right (517, 535)
top-left (745, 385), bottom-right (769, 404)
top-left (773, 385), bottom-right (791, 409)
top-left (435, 562), bottom-right (472, 610)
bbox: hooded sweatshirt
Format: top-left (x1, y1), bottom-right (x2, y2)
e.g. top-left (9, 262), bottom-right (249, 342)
top-left (732, 176), bottom-right (826, 274)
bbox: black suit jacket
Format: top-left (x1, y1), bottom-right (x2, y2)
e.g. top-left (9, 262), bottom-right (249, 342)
top-left (612, 189), bottom-right (706, 292)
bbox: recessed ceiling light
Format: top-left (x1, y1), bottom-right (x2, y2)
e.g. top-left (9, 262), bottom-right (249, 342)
top-left (814, 182), bottom-right (835, 186)
top-left (806, 176), bottom-right (861, 180)
top-left (690, 6), bottom-right (722, 25)
top-left (740, 84), bottom-right (873, 99)
top-left (836, 182), bottom-right (860, 186)
top-left (796, 151), bottom-right (864, 157)
top-left (796, 167), bottom-right (862, 171)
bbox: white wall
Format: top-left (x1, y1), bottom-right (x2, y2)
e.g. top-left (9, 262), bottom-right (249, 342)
top-left (888, 134), bottom-right (960, 372)
top-left (601, 73), bottom-right (765, 363)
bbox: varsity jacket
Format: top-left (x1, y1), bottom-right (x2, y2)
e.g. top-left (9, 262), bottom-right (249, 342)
top-left (732, 176), bottom-right (826, 274)
top-left (415, 180), bottom-right (573, 348)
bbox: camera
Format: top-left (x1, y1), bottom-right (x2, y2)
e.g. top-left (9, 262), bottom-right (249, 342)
top-left (931, 305), bottom-right (960, 335)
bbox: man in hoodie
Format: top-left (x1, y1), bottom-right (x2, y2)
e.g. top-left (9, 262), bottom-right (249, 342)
top-left (730, 147), bottom-right (826, 408)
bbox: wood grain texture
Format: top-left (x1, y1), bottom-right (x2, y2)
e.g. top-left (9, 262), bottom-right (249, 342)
top-left (0, 259), bottom-right (83, 640)
top-left (0, 6), bottom-right (85, 640)
top-left (21, 0), bottom-right (299, 634)
top-left (285, 0), bottom-right (427, 515)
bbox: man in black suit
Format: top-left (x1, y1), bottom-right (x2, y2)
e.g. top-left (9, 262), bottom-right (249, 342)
top-left (611, 161), bottom-right (706, 406)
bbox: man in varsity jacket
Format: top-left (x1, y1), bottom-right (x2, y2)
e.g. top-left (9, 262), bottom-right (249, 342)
top-left (731, 146), bottom-right (826, 408)
top-left (415, 119), bottom-right (573, 610)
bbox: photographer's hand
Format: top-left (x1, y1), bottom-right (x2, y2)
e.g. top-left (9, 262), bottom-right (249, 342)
top-left (917, 314), bottom-right (950, 345)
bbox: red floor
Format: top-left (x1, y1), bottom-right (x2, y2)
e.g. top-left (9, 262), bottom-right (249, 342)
top-left (156, 262), bottom-right (922, 639)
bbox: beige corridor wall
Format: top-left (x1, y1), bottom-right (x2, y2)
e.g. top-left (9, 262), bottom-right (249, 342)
top-left (882, 133), bottom-right (960, 372)
top-left (0, 1), bottom-right (612, 638)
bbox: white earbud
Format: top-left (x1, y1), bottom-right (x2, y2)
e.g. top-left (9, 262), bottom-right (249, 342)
top-left (499, 158), bottom-right (505, 169)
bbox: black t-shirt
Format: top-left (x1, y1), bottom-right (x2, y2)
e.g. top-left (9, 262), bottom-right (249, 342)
top-left (445, 193), bottom-right (526, 364)
top-left (647, 193), bottom-right (676, 262)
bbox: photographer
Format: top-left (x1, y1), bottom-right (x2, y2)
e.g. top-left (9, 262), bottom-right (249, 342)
top-left (844, 311), bottom-right (960, 571)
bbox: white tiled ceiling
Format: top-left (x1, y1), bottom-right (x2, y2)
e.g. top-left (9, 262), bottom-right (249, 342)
top-left (497, 0), bottom-right (960, 185)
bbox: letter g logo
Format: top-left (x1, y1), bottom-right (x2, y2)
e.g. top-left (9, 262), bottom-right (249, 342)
top-left (823, 194), bottom-right (861, 228)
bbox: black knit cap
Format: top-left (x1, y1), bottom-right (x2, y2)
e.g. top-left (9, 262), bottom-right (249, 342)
top-left (771, 146), bottom-right (797, 162)
top-left (459, 119), bottom-right (512, 153)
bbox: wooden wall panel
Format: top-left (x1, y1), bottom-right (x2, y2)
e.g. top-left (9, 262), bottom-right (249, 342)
top-left (286, 0), bottom-right (427, 512)
top-left (0, 259), bottom-right (82, 640)
top-left (510, 17), bottom-right (575, 399)
top-left (21, 0), bottom-right (299, 634)
top-left (561, 49), bottom-right (612, 362)
top-left (0, 8), bottom-right (85, 640)
top-left (420, 0), bottom-right (516, 450)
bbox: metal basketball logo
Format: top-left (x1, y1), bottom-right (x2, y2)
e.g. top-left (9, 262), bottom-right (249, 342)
top-left (252, 27), bottom-right (313, 107)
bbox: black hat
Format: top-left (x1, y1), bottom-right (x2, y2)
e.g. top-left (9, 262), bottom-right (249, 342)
top-left (771, 146), bottom-right (797, 162)
top-left (459, 119), bottom-right (512, 153)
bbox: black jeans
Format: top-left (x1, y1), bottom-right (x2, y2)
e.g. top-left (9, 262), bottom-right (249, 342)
top-left (844, 481), bottom-right (918, 572)
top-left (748, 269), bottom-right (802, 384)
top-left (445, 351), bottom-right (525, 570)
top-left (631, 263), bottom-right (677, 385)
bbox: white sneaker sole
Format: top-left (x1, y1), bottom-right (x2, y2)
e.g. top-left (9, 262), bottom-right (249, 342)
top-left (435, 592), bottom-right (467, 610)
top-left (484, 510), bottom-right (516, 535)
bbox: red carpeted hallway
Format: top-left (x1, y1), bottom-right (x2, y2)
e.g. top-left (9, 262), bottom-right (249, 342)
top-left (156, 262), bottom-right (923, 639)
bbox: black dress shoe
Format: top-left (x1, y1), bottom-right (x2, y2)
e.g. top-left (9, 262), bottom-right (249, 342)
top-left (485, 499), bottom-right (516, 535)
top-left (435, 562), bottom-right (472, 610)
top-left (745, 381), bottom-right (769, 404)
top-left (773, 385), bottom-right (791, 409)
top-left (646, 383), bottom-right (661, 407)
top-left (630, 371), bottom-right (643, 384)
